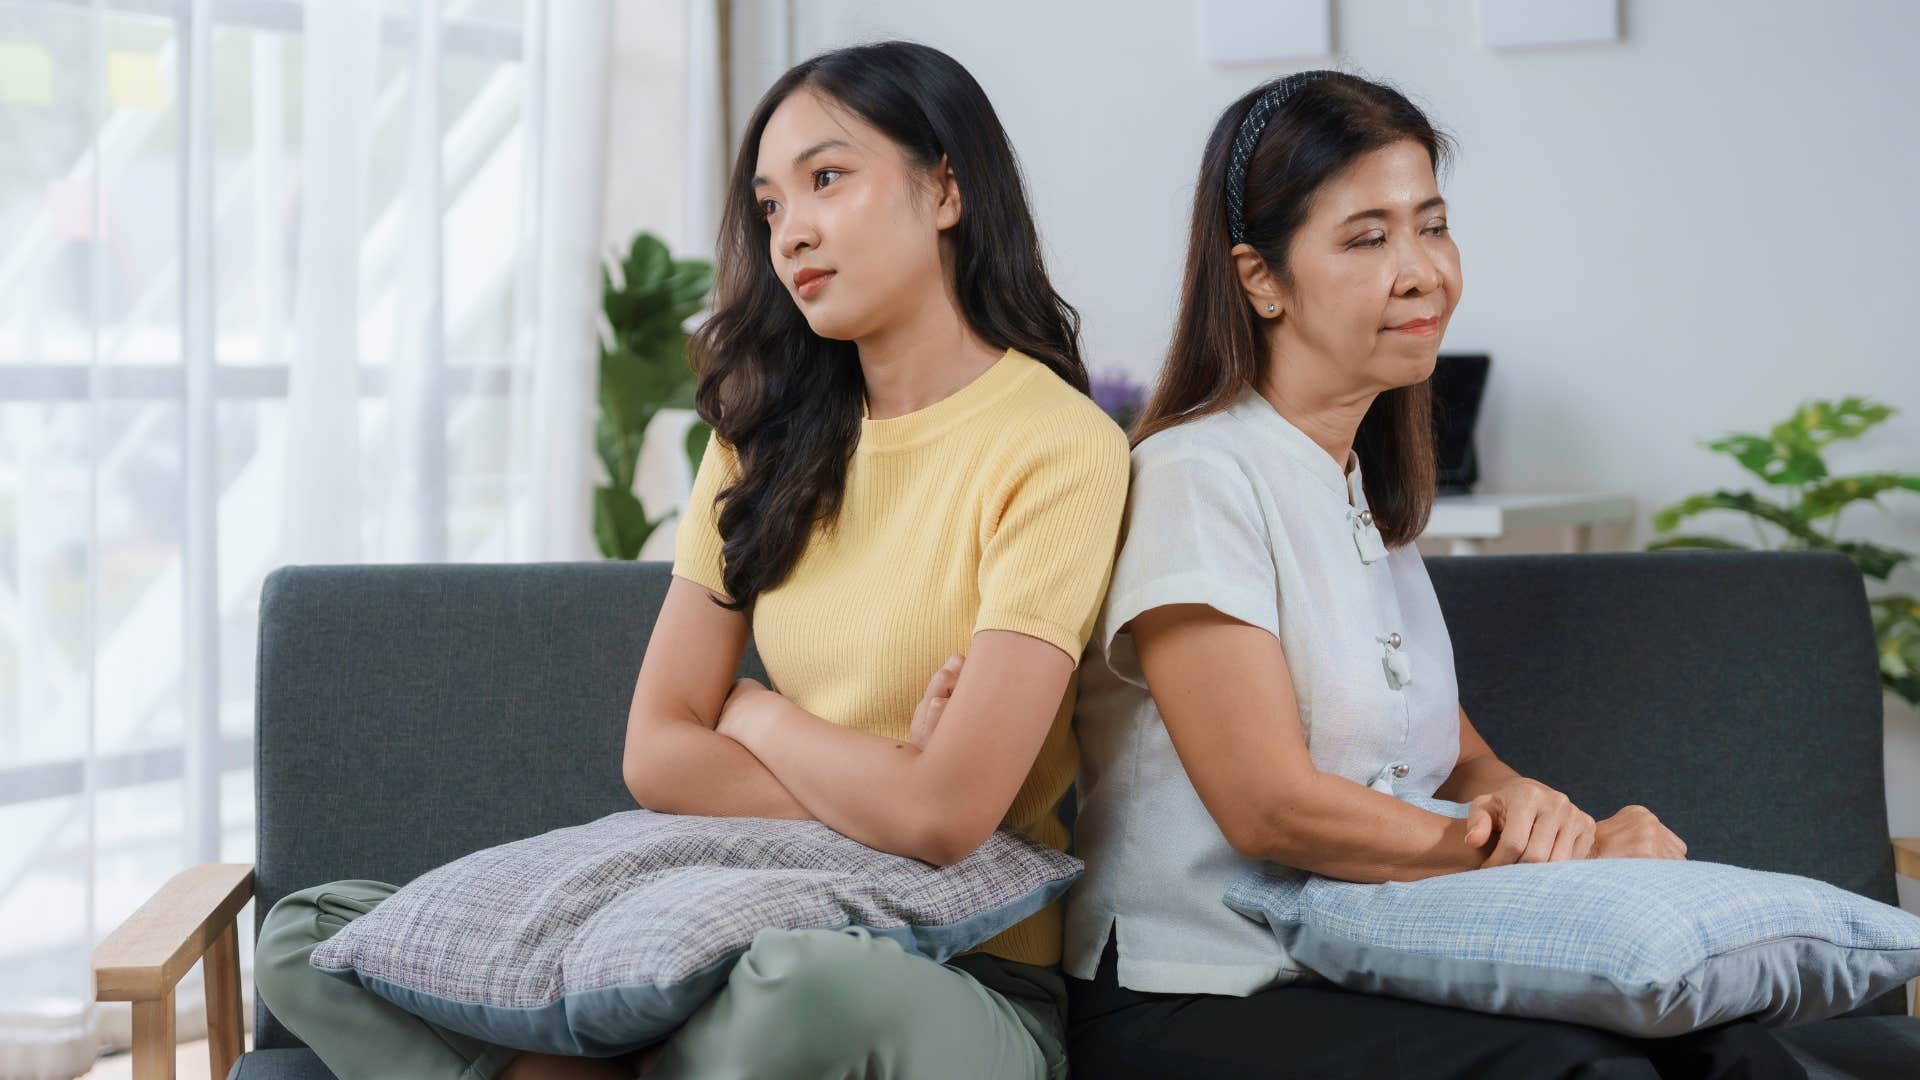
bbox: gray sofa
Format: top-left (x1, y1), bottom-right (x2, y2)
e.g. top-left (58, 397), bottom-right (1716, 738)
top-left (91, 552), bottom-right (1920, 1078)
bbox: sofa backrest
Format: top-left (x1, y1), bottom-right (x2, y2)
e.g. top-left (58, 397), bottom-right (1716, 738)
top-left (1428, 551), bottom-right (1889, 898)
top-left (1425, 550), bottom-right (1898, 1019)
top-left (251, 551), bottom-right (1898, 1049)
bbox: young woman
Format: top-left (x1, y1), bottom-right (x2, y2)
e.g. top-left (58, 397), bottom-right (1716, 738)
top-left (254, 42), bottom-right (1128, 1080)
top-left (1060, 71), bottom-right (1807, 1079)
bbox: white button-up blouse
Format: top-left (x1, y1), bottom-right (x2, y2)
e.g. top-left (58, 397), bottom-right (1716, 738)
top-left (1063, 382), bottom-right (1462, 995)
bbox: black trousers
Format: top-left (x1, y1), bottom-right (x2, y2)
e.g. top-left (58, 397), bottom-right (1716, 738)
top-left (1065, 935), bottom-right (1808, 1080)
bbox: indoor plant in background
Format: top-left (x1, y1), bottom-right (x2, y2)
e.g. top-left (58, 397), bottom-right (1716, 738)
top-left (594, 232), bottom-right (714, 560)
top-left (1648, 397), bottom-right (1920, 704)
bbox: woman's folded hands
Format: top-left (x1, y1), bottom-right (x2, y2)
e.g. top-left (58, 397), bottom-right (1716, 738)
top-left (1463, 778), bottom-right (1686, 867)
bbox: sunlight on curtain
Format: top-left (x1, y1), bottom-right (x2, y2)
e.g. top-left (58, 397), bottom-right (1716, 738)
top-left (0, 0), bottom-right (612, 1074)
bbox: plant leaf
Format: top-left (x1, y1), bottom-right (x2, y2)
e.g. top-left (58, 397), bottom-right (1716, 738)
top-left (1870, 594), bottom-right (1920, 623)
top-left (594, 407), bottom-right (631, 490)
top-left (594, 231), bottom-right (713, 559)
top-left (593, 485), bottom-right (673, 561)
top-left (665, 262), bottom-right (715, 322)
top-left (602, 341), bottom-right (692, 444)
top-left (1795, 473), bottom-right (1920, 521)
top-left (1651, 490), bottom-right (1822, 542)
top-left (1872, 594), bottom-right (1920, 705)
top-left (1700, 398), bottom-right (1895, 487)
top-left (1787, 396), bottom-right (1895, 448)
top-left (1828, 540), bottom-right (1913, 581)
top-left (624, 233), bottom-right (672, 291)
top-left (1705, 432), bottom-right (1826, 486)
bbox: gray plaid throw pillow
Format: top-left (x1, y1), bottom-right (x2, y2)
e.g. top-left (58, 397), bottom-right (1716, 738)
top-left (307, 810), bottom-right (1081, 1056)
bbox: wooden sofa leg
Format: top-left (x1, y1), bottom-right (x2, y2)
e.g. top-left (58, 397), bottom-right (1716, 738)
top-left (122, 931), bottom-right (242, 1080)
top-left (206, 921), bottom-right (245, 1078)
top-left (132, 992), bottom-right (176, 1080)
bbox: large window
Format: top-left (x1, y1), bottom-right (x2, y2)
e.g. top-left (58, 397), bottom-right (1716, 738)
top-left (0, 0), bottom-right (537, 1039)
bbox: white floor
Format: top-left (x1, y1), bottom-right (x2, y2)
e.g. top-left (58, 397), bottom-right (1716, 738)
top-left (82, 1034), bottom-right (251, 1080)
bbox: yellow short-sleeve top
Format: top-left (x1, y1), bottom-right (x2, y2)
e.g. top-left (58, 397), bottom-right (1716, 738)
top-left (671, 346), bottom-right (1132, 966)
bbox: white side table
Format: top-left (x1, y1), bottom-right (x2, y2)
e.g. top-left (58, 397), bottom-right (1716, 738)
top-left (1422, 493), bottom-right (1636, 555)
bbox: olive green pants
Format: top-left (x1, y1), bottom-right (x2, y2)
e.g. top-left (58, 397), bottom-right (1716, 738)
top-left (255, 879), bottom-right (1069, 1080)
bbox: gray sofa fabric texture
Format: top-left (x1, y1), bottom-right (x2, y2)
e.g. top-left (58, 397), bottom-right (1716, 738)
top-left (236, 553), bottom-right (1913, 1078)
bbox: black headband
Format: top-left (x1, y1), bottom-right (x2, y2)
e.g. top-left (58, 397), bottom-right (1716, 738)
top-left (1226, 69), bottom-right (1336, 246)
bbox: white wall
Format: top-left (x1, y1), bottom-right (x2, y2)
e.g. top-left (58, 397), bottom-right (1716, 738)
top-left (760, 0), bottom-right (1920, 915)
top-left (601, 3), bottom-right (690, 257)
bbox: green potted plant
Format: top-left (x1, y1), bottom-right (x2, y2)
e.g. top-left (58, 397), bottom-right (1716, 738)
top-left (1648, 397), bottom-right (1920, 704)
top-left (594, 232), bottom-right (715, 560)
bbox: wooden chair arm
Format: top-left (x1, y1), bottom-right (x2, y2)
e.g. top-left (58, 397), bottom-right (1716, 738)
top-left (1897, 838), bottom-right (1920, 1020)
top-left (92, 863), bottom-right (255, 1080)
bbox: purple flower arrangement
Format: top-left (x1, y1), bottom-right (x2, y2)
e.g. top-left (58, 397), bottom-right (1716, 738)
top-left (1090, 367), bottom-right (1147, 433)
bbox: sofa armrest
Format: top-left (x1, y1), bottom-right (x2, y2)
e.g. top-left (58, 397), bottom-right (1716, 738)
top-left (92, 863), bottom-right (255, 1080)
top-left (1898, 838), bottom-right (1920, 1020)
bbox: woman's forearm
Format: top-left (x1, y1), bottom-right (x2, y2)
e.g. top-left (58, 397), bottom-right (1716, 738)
top-left (727, 694), bottom-right (954, 863)
top-left (624, 712), bottom-right (814, 820)
top-left (1247, 771), bottom-right (1496, 883)
top-left (1432, 749), bottom-right (1521, 803)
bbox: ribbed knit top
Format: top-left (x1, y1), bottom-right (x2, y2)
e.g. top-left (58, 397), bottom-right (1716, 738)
top-left (671, 346), bottom-right (1131, 965)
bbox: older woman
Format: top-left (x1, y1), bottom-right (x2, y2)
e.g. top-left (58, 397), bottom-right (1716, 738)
top-left (1060, 71), bottom-right (1802, 1079)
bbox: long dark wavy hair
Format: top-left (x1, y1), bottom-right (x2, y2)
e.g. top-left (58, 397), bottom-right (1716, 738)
top-left (688, 41), bottom-right (1088, 615)
top-left (1131, 72), bottom-right (1455, 547)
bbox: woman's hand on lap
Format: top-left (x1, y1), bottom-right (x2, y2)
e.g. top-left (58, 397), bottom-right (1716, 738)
top-left (1463, 778), bottom-right (1597, 867)
top-left (1589, 804), bottom-right (1688, 860)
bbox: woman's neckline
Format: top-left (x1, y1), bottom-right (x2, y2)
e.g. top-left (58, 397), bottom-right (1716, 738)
top-left (1226, 382), bottom-right (1368, 509)
top-left (856, 346), bottom-right (1033, 454)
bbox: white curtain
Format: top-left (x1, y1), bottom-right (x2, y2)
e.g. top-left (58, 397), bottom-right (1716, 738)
top-left (0, 0), bottom-right (613, 1075)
